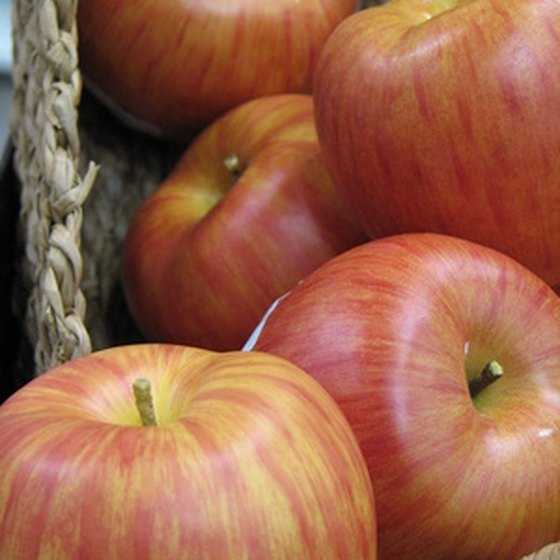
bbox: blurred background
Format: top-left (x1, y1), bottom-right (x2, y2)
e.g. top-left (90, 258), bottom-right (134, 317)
top-left (0, 0), bottom-right (16, 405)
top-left (0, 0), bottom-right (11, 152)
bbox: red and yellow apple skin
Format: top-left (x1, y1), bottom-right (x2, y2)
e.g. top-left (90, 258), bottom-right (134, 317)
top-left (77, 0), bottom-right (358, 138)
top-left (251, 233), bottom-right (560, 560)
top-left (0, 343), bottom-right (377, 559)
top-left (314, 0), bottom-right (560, 287)
top-left (121, 93), bottom-right (366, 351)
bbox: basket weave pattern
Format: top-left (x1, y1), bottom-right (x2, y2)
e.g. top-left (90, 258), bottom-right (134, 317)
top-left (11, 0), bottom-right (97, 373)
top-left (10, 0), bottom-right (182, 375)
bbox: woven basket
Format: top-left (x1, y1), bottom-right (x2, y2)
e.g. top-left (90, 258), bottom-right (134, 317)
top-left (9, 0), bottom-right (388, 379)
top-left (521, 543), bottom-right (560, 560)
top-left (8, 0), bottom-right (391, 380)
top-left (7, 1), bottom-right (560, 558)
top-left (10, 0), bottom-right (183, 379)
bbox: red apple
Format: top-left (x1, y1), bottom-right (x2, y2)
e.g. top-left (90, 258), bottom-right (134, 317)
top-left (0, 343), bottom-right (377, 559)
top-left (121, 93), bottom-right (366, 351)
top-left (250, 233), bottom-right (560, 559)
top-left (313, 0), bottom-right (560, 287)
top-left (77, 0), bottom-right (358, 138)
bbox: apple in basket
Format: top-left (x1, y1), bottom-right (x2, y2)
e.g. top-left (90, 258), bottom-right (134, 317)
top-left (249, 233), bottom-right (560, 560)
top-left (121, 93), bottom-right (366, 351)
top-left (0, 344), bottom-right (377, 559)
top-left (313, 0), bottom-right (560, 288)
top-left (77, 0), bottom-right (358, 138)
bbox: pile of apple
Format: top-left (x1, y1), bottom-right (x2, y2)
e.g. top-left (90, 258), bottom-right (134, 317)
top-left (2, 0), bottom-right (560, 558)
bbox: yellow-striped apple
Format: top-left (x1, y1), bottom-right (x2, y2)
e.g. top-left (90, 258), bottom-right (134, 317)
top-left (0, 343), bottom-right (377, 559)
top-left (313, 0), bottom-right (560, 288)
top-left (77, 0), bottom-right (358, 139)
top-left (250, 233), bottom-right (560, 560)
top-left (121, 93), bottom-right (366, 351)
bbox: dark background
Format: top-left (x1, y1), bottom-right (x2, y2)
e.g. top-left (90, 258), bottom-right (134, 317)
top-left (0, 2), bottom-right (20, 404)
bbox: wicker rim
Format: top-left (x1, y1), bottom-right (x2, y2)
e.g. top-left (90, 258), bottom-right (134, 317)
top-left (10, 0), bottom-right (98, 374)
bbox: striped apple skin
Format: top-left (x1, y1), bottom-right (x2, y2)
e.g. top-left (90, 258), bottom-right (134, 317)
top-left (121, 94), bottom-right (365, 352)
top-left (77, 0), bottom-right (358, 137)
top-left (253, 233), bottom-right (560, 560)
top-left (0, 344), bottom-right (376, 559)
top-left (314, 0), bottom-right (560, 287)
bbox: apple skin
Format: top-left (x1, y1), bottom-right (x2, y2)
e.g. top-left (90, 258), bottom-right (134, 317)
top-left (251, 233), bottom-right (560, 560)
top-left (0, 343), bottom-right (377, 559)
top-left (121, 93), bottom-right (366, 351)
top-left (313, 0), bottom-right (560, 287)
top-left (77, 0), bottom-right (358, 139)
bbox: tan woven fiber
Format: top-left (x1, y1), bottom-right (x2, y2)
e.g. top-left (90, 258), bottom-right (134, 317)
top-left (76, 92), bottom-right (182, 352)
top-left (11, 0), bottom-right (99, 374)
top-left (521, 543), bottom-right (560, 560)
top-left (10, 0), bottom-right (182, 376)
top-left (9, 3), bottom-right (391, 376)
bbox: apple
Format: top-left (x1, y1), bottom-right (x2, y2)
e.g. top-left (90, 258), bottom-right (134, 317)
top-left (313, 0), bottom-right (560, 288)
top-left (249, 232), bottom-right (560, 559)
top-left (0, 343), bottom-right (377, 559)
top-left (77, 0), bottom-right (358, 139)
top-left (121, 93), bottom-right (366, 351)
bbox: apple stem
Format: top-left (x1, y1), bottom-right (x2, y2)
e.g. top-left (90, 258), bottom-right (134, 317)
top-left (132, 378), bottom-right (158, 426)
top-left (223, 153), bottom-right (244, 183)
top-left (468, 360), bottom-right (504, 398)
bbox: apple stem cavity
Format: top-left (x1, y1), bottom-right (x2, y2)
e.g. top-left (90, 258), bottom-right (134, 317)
top-left (468, 360), bottom-right (504, 399)
top-left (223, 153), bottom-right (245, 184)
top-left (132, 378), bottom-right (158, 427)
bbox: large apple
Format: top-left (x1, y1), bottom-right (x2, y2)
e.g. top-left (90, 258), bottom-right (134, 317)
top-left (121, 93), bottom-right (366, 351)
top-left (249, 233), bottom-right (560, 559)
top-left (77, 0), bottom-right (358, 138)
top-left (313, 0), bottom-right (560, 287)
top-left (0, 343), bottom-right (377, 559)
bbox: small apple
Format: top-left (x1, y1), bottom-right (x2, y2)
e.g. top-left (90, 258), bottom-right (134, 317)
top-left (313, 0), bottom-right (560, 287)
top-left (0, 343), bottom-right (377, 559)
top-left (77, 0), bottom-right (358, 138)
top-left (250, 233), bottom-right (560, 560)
top-left (121, 93), bottom-right (366, 351)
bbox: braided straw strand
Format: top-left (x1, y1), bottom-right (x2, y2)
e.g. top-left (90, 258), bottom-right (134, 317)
top-left (11, 0), bottom-right (98, 374)
top-left (521, 543), bottom-right (560, 560)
